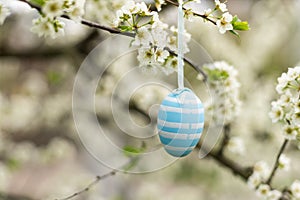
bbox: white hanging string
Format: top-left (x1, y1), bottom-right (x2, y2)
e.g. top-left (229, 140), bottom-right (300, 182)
top-left (177, 0), bottom-right (185, 89)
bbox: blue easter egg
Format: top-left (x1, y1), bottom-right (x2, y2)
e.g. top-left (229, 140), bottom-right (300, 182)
top-left (157, 88), bottom-right (204, 157)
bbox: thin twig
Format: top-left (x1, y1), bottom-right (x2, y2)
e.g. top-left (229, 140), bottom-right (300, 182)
top-left (0, 193), bottom-right (35, 200)
top-left (165, 0), bottom-right (179, 7)
top-left (55, 170), bottom-right (117, 200)
top-left (165, 0), bottom-right (217, 25)
top-left (280, 188), bottom-right (293, 200)
top-left (266, 139), bottom-right (289, 185)
top-left (55, 156), bottom-right (141, 200)
top-left (80, 18), bottom-right (135, 37)
top-left (54, 154), bottom-right (141, 200)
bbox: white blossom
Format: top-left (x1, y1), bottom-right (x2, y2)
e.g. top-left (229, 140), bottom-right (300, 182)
top-left (121, 1), bottom-right (150, 16)
top-left (294, 99), bottom-right (300, 113)
top-left (168, 26), bottom-right (191, 54)
top-left (154, 0), bottom-right (166, 12)
top-left (65, 3), bottom-right (85, 22)
top-left (283, 125), bottom-right (297, 140)
top-left (256, 184), bottom-right (271, 198)
top-left (268, 190), bottom-right (282, 200)
top-left (278, 90), bottom-right (292, 106)
top-left (155, 48), bottom-right (169, 63)
top-left (216, 12), bottom-right (233, 34)
top-left (292, 112), bottom-right (300, 126)
top-left (215, 0), bottom-right (228, 12)
top-left (203, 8), bottom-right (212, 17)
top-left (150, 12), bottom-right (160, 27)
top-left (253, 161), bottom-right (270, 179)
top-left (203, 61), bottom-right (241, 124)
top-left (86, 0), bottom-right (125, 26)
top-left (121, 0), bottom-right (136, 15)
top-left (113, 0), bottom-right (153, 28)
top-left (31, 17), bottom-right (65, 39)
top-left (184, 9), bottom-right (194, 21)
top-left (136, 2), bottom-right (151, 15)
top-left (150, 12), bottom-right (168, 29)
top-left (163, 56), bottom-right (177, 74)
top-left (275, 72), bottom-right (289, 94)
top-left (113, 9), bottom-right (127, 27)
top-left (269, 102), bottom-right (284, 123)
top-left (0, 3), bottom-right (10, 25)
top-left (167, 35), bottom-right (177, 52)
top-left (151, 26), bottom-right (168, 47)
top-left (137, 47), bottom-right (156, 66)
top-left (291, 180), bottom-right (300, 199)
top-left (278, 154), bottom-right (290, 171)
top-left (226, 136), bottom-right (245, 155)
top-left (132, 26), bottom-right (153, 46)
top-left (137, 46), bottom-right (172, 74)
top-left (42, 0), bottom-right (64, 18)
top-left (287, 67), bottom-right (300, 80)
top-left (271, 66), bottom-right (300, 139)
top-left (247, 173), bottom-right (262, 189)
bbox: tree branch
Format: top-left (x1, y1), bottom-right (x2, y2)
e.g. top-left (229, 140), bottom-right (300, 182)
top-left (266, 139), bottom-right (289, 185)
top-left (196, 142), bottom-right (252, 181)
top-left (216, 124), bottom-right (231, 156)
top-left (16, 0), bottom-right (207, 80)
top-left (195, 123), bottom-right (253, 181)
top-left (208, 150), bottom-right (253, 181)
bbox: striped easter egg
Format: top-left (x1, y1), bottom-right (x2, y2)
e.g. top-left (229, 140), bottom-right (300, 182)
top-left (157, 88), bottom-right (204, 157)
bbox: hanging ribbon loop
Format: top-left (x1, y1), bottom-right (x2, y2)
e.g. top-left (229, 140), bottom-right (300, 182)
top-left (177, 0), bottom-right (185, 89)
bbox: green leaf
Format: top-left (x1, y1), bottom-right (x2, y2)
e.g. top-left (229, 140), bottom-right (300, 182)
top-left (231, 15), bottom-right (250, 31)
top-left (205, 68), bottom-right (230, 81)
top-left (231, 15), bottom-right (239, 24)
top-left (30, 0), bottom-right (45, 6)
top-left (123, 146), bottom-right (144, 157)
top-left (233, 21), bottom-right (250, 31)
top-left (119, 25), bottom-right (133, 32)
top-left (47, 70), bottom-right (63, 85)
top-left (123, 157), bottom-right (140, 171)
top-left (7, 158), bottom-right (20, 170)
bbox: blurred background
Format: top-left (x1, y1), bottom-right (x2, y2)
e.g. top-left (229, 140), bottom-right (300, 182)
top-left (1, 0), bottom-right (300, 199)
